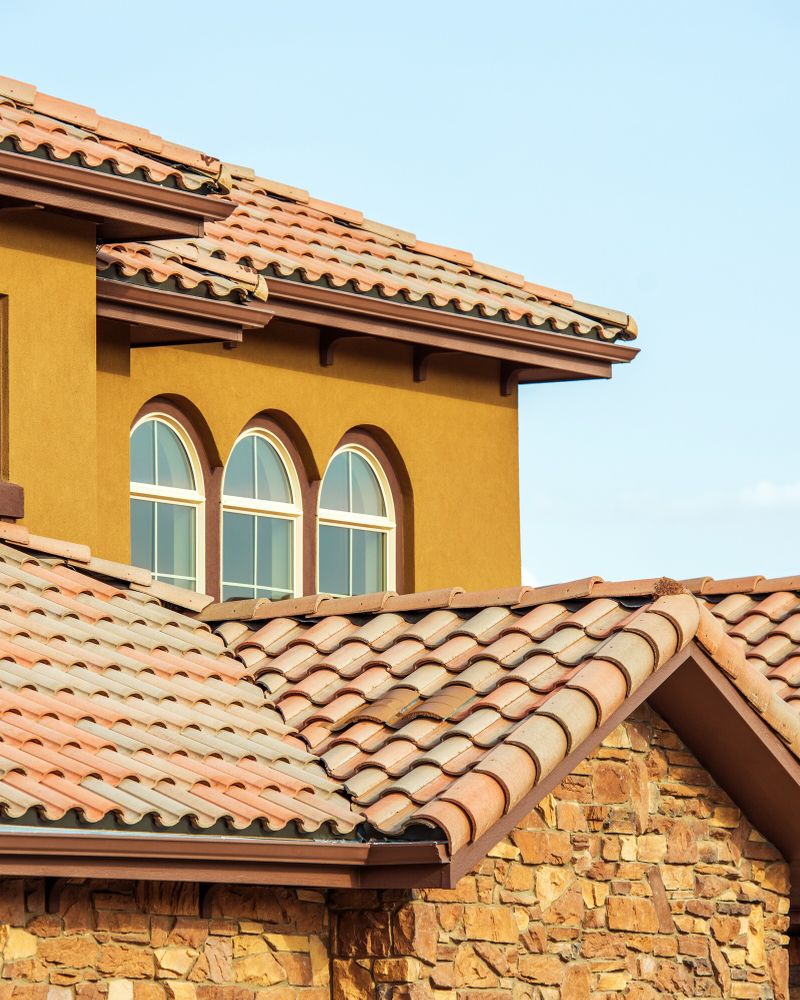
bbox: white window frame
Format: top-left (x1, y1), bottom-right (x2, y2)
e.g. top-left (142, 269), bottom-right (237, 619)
top-left (317, 444), bottom-right (396, 596)
top-left (129, 412), bottom-right (206, 592)
top-left (221, 430), bottom-right (303, 600)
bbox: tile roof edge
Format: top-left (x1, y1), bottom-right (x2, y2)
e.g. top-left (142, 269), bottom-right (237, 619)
top-left (694, 604), bottom-right (800, 756)
top-left (0, 75), bottom-right (227, 190)
top-left (0, 521), bottom-right (219, 610)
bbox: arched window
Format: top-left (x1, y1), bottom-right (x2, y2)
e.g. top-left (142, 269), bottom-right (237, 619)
top-left (318, 446), bottom-right (395, 596)
top-left (130, 415), bottom-right (204, 591)
top-left (221, 432), bottom-right (302, 601)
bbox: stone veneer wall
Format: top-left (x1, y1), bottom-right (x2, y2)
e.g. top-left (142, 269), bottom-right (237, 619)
top-left (0, 705), bottom-right (793, 999)
top-left (0, 881), bottom-right (330, 998)
top-left (331, 705), bottom-right (793, 1000)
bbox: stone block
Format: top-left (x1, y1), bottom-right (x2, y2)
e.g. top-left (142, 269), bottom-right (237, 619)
top-left (517, 953), bottom-right (564, 985)
top-left (332, 959), bottom-right (374, 1000)
top-left (462, 905), bottom-right (517, 943)
top-left (393, 901), bottom-right (437, 965)
top-left (607, 896), bottom-right (659, 934)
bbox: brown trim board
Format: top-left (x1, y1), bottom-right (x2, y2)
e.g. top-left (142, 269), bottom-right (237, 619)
top-left (97, 278), bottom-right (274, 347)
top-left (0, 828), bottom-right (449, 888)
top-left (0, 148), bottom-right (233, 242)
top-left (266, 277), bottom-right (637, 383)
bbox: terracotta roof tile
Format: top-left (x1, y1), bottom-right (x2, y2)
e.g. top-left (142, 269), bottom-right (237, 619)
top-left (0, 543), bottom-right (361, 835)
top-left (0, 75), bottom-right (635, 340)
top-left (0, 77), bottom-right (227, 193)
top-left (0, 524), bottom-right (798, 855)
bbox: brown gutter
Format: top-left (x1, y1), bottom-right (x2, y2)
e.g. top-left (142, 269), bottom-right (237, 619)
top-left (0, 149), bottom-right (234, 242)
top-left (266, 277), bottom-right (638, 383)
top-left (0, 827), bottom-right (450, 889)
top-left (97, 278), bottom-right (274, 347)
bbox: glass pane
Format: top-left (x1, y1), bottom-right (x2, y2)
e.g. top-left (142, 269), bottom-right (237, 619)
top-left (224, 436), bottom-right (255, 499)
top-left (156, 502), bottom-right (196, 581)
top-left (255, 438), bottom-right (292, 504)
top-left (130, 498), bottom-right (155, 571)
top-left (319, 524), bottom-right (349, 596)
top-left (352, 529), bottom-right (386, 594)
top-left (130, 421), bottom-right (155, 485)
top-left (350, 453), bottom-right (386, 516)
top-left (223, 511), bottom-right (255, 588)
top-left (158, 575), bottom-right (196, 591)
top-left (155, 422), bottom-right (195, 490)
top-left (320, 453), bottom-right (349, 512)
top-left (223, 583), bottom-right (256, 601)
top-left (257, 516), bottom-right (292, 595)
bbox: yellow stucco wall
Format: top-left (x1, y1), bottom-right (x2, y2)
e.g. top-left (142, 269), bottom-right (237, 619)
top-left (0, 210), bottom-right (98, 543)
top-left (0, 210), bottom-right (522, 594)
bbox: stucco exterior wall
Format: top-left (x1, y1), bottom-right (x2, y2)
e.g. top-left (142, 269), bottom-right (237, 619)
top-left (97, 315), bottom-right (522, 593)
top-left (0, 209), bottom-right (98, 545)
top-left (332, 704), bottom-right (792, 1000)
top-left (0, 206), bottom-right (522, 592)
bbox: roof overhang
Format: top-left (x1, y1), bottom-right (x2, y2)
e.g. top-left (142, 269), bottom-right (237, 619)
top-left (0, 828), bottom-right (450, 889)
top-left (97, 277), bottom-right (274, 347)
top-left (0, 148), bottom-right (234, 242)
top-left (265, 275), bottom-right (638, 387)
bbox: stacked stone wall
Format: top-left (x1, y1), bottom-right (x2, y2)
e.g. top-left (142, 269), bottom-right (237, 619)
top-left (0, 880), bottom-right (329, 998)
top-left (330, 705), bottom-right (793, 1000)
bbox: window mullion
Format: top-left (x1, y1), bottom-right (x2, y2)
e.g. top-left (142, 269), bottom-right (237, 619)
top-left (254, 513), bottom-right (259, 594)
top-left (153, 500), bottom-right (159, 578)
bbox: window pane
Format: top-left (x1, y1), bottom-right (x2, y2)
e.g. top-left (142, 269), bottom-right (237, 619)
top-left (352, 529), bottom-right (386, 594)
top-left (257, 516), bottom-right (292, 596)
top-left (158, 575), bottom-right (196, 592)
top-left (130, 422), bottom-right (155, 485)
top-left (224, 436), bottom-right (255, 499)
top-left (319, 524), bottom-right (349, 596)
top-left (156, 502), bottom-right (196, 581)
top-left (255, 438), bottom-right (292, 504)
top-left (223, 511), bottom-right (255, 588)
top-left (155, 422), bottom-right (195, 490)
top-left (223, 583), bottom-right (256, 601)
top-left (130, 498), bottom-right (155, 571)
top-left (320, 453), bottom-right (349, 512)
top-left (350, 453), bottom-right (385, 516)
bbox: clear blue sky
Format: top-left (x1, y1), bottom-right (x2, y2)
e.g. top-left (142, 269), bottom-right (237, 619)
top-left (5, 1), bottom-right (798, 585)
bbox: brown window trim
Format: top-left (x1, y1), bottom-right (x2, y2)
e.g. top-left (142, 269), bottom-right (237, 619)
top-left (223, 413), bottom-right (318, 603)
top-left (323, 428), bottom-right (413, 595)
top-left (131, 397), bottom-right (220, 596)
top-left (128, 406), bottom-right (412, 601)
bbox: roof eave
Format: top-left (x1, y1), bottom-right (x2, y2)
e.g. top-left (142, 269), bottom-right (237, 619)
top-left (265, 275), bottom-right (638, 387)
top-left (0, 148), bottom-right (234, 242)
top-left (0, 827), bottom-right (450, 888)
top-left (96, 276), bottom-right (274, 347)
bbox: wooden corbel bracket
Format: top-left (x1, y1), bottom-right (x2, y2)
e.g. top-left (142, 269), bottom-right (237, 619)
top-left (500, 362), bottom-right (527, 397)
top-left (319, 330), bottom-right (361, 367)
top-left (412, 346), bottom-right (449, 383)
